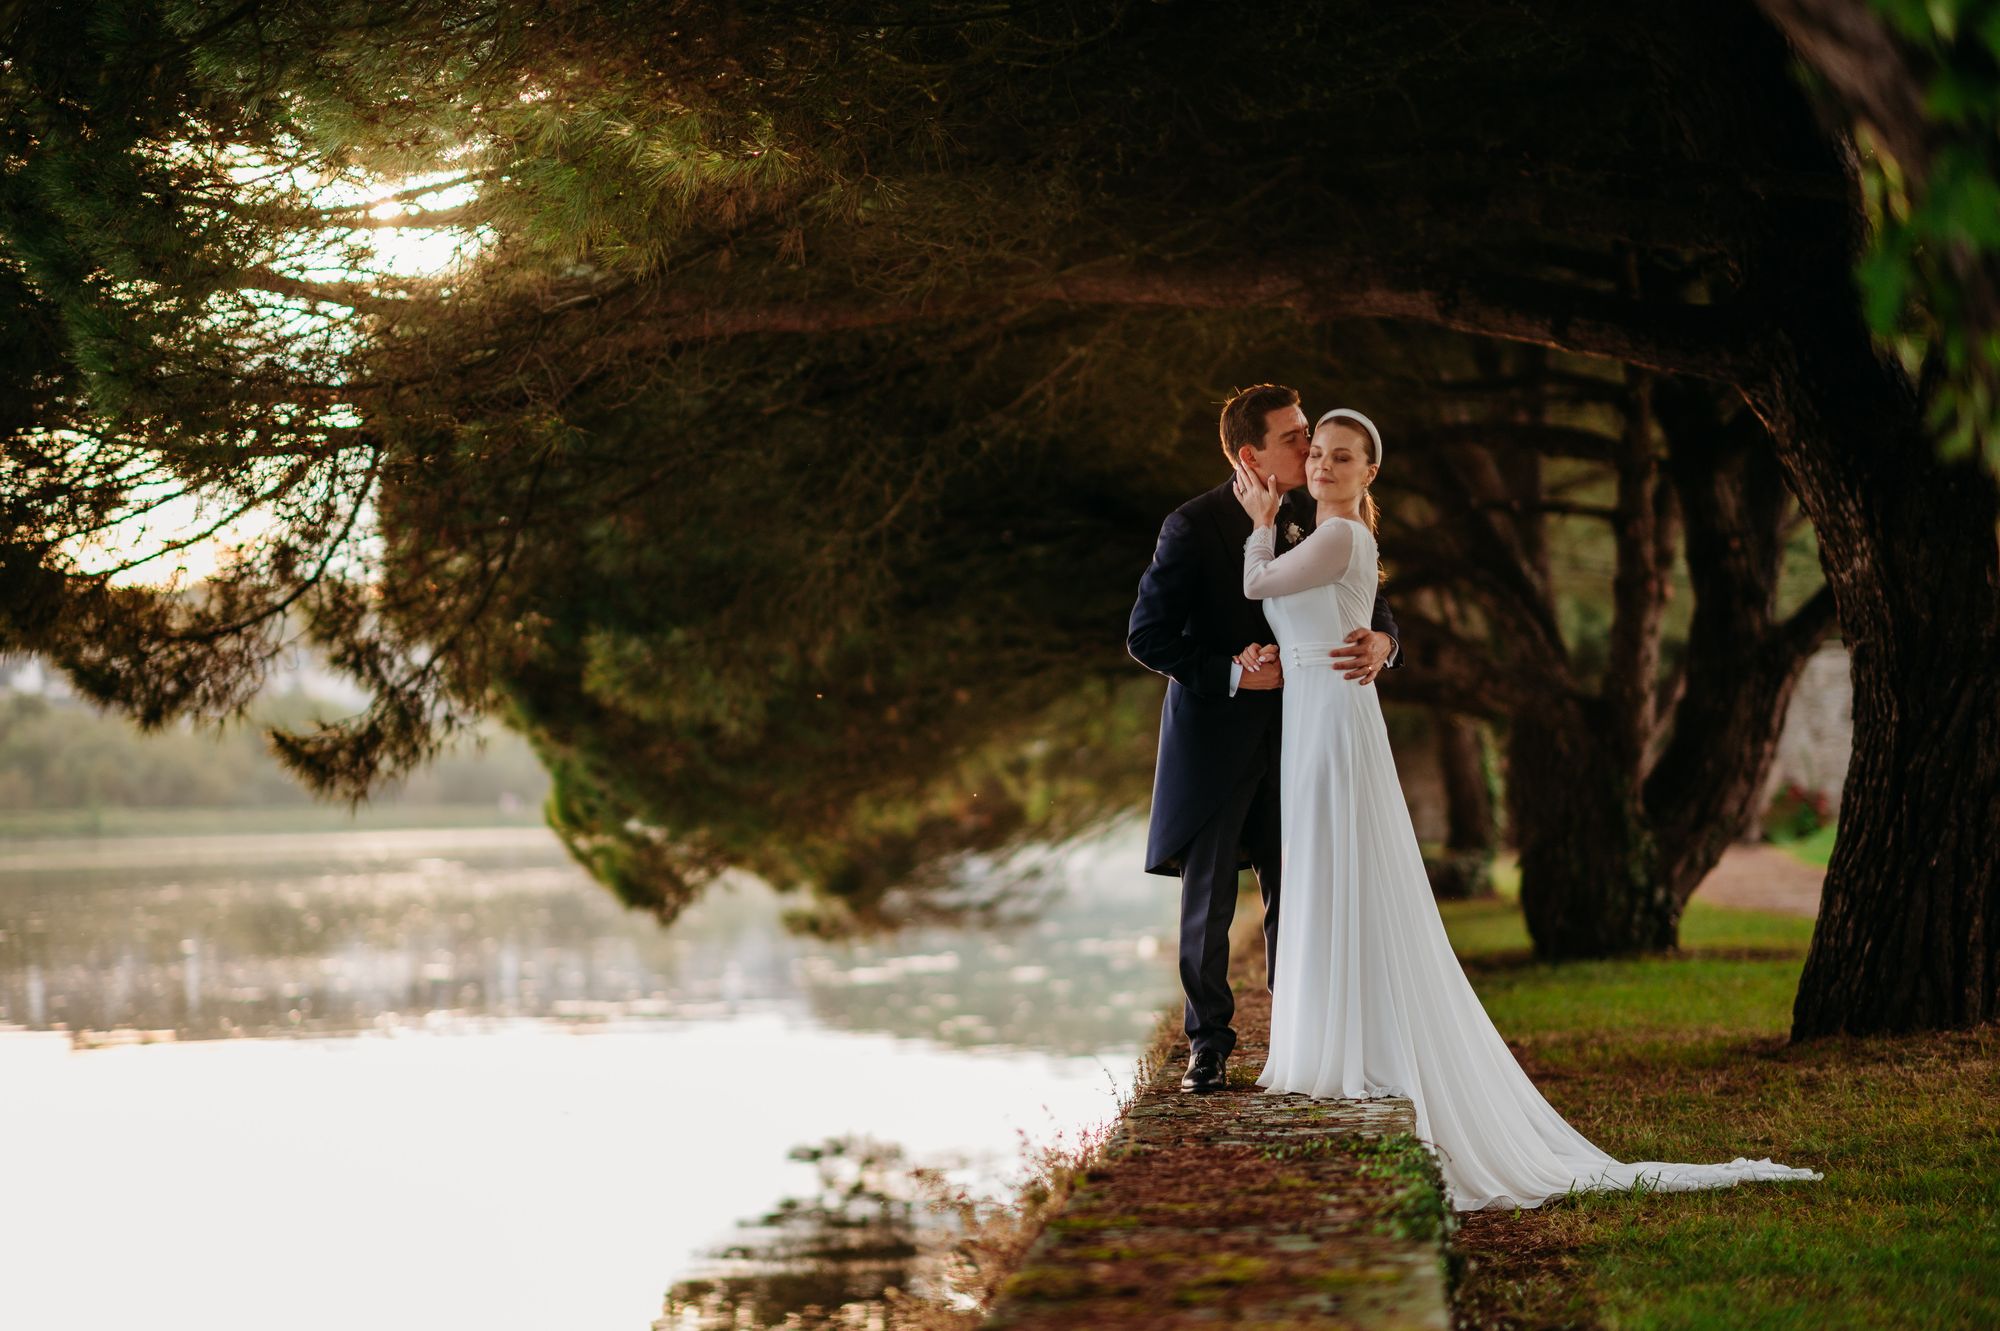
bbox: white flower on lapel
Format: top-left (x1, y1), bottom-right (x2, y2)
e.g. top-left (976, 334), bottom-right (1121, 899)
top-left (1283, 520), bottom-right (1305, 546)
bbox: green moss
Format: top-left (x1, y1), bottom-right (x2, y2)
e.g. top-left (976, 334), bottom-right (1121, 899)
top-left (1195, 1254), bottom-right (1273, 1284)
top-left (1352, 1133), bottom-right (1455, 1245)
top-left (1171, 1253), bottom-right (1274, 1301)
top-left (998, 1265), bottom-right (1093, 1301)
top-left (1064, 1243), bottom-right (1145, 1262)
top-left (1048, 1213), bottom-right (1141, 1233)
top-left (1168, 1285), bottom-right (1230, 1306)
top-left (1309, 1267), bottom-right (1407, 1290)
top-left (1257, 1135), bottom-right (1352, 1161)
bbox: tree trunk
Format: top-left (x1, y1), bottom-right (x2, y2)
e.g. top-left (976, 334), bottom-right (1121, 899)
top-left (1430, 709), bottom-right (1497, 900)
top-left (1399, 351), bottom-right (1835, 956)
top-left (1796, 651), bottom-right (2000, 1034)
top-left (1440, 712), bottom-right (1497, 856)
top-left (1510, 699), bottom-right (1679, 957)
top-left (1746, 314), bottom-right (2000, 1036)
top-left (1649, 0), bottom-right (2000, 1034)
top-left (1509, 388), bottom-right (1840, 962)
top-left (1646, 383), bottom-right (1839, 909)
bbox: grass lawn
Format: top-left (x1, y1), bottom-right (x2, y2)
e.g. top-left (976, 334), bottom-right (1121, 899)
top-left (1438, 895), bottom-right (1999, 1331)
top-left (1771, 824), bottom-right (1838, 869)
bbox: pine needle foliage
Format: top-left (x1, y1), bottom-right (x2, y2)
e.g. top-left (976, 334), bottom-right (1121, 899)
top-left (0, 0), bottom-right (1978, 926)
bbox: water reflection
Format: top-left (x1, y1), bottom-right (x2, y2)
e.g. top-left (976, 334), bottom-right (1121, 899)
top-left (0, 821), bottom-right (1174, 1331)
top-left (658, 1137), bottom-right (956, 1331)
top-left (0, 826), bottom-right (1170, 1053)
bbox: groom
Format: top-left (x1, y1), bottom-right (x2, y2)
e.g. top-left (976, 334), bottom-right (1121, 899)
top-left (1127, 384), bottom-right (1404, 1093)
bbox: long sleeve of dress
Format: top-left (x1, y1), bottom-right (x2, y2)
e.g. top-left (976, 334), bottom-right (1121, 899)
top-left (1243, 518), bottom-right (1358, 600)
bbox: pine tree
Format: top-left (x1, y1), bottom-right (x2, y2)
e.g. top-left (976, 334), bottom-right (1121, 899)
top-left (2, 1), bottom-right (1994, 1028)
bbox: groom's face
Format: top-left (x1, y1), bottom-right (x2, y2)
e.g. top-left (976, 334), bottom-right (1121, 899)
top-left (1242, 405), bottom-right (1310, 490)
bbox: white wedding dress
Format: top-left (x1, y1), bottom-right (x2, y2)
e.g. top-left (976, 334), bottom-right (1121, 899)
top-left (1243, 515), bottom-right (1823, 1211)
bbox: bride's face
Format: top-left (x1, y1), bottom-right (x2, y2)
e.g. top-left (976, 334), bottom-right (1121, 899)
top-left (1306, 423), bottom-right (1378, 504)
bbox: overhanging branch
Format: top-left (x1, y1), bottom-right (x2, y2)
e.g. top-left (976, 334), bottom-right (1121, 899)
top-left (531, 253), bottom-right (1756, 382)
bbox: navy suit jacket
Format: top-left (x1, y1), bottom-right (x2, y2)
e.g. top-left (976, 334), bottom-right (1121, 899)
top-left (1126, 480), bottom-right (1404, 875)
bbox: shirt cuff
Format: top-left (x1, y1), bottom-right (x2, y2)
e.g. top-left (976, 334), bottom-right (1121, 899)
top-left (1229, 661), bottom-right (1242, 696)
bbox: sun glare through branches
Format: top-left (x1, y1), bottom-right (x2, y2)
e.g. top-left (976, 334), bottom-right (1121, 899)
top-left (55, 150), bottom-right (493, 588)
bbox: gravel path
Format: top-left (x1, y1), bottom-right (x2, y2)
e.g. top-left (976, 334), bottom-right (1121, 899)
top-left (984, 936), bottom-right (1450, 1330)
top-left (1690, 844), bottom-right (1826, 918)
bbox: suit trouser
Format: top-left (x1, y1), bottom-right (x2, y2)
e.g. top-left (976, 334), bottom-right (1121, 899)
top-left (1177, 722), bottom-right (1283, 1060)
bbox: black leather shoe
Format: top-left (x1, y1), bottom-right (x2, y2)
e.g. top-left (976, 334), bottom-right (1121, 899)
top-left (1180, 1049), bottom-right (1227, 1093)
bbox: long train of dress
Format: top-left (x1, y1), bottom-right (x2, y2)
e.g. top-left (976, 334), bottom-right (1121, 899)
top-left (1243, 515), bottom-right (1823, 1211)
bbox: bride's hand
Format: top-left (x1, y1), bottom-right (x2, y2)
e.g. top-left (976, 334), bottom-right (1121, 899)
top-left (1235, 643), bottom-right (1278, 675)
top-left (1235, 643), bottom-right (1282, 689)
top-left (1232, 464), bottom-right (1282, 527)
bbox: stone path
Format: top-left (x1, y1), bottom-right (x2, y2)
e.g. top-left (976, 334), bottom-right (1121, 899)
top-left (984, 947), bottom-right (1450, 1330)
top-left (979, 844), bottom-right (1818, 1329)
top-left (1689, 843), bottom-right (1825, 918)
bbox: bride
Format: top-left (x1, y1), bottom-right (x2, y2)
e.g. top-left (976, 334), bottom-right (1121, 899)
top-left (1232, 407), bottom-right (1824, 1212)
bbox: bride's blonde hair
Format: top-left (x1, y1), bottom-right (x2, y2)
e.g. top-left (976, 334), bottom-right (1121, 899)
top-left (1360, 482), bottom-right (1385, 584)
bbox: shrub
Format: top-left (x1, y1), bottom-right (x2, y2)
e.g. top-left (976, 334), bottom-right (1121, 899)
top-left (1764, 780), bottom-right (1832, 841)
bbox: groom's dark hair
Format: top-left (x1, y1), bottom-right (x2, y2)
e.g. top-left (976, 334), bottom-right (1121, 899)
top-left (1219, 384), bottom-right (1301, 465)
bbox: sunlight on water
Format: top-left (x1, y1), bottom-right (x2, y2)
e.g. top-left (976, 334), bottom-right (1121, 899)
top-left (0, 819), bottom-right (1175, 1331)
top-left (0, 1021), bottom-right (1119, 1331)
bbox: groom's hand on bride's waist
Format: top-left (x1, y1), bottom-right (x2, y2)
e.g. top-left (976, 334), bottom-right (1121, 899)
top-left (1330, 629), bottom-right (1393, 685)
top-left (1234, 643), bottom-right (1284, 691)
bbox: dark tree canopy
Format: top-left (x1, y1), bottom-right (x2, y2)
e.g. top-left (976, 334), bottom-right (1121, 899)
top-left (3, 2), bottom-right (1996, 1029)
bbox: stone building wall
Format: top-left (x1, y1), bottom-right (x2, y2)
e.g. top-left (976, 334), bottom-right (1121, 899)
top-left (1754, 640), bottom-right (1855, 831)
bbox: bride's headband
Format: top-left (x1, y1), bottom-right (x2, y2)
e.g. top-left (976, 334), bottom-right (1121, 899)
top-left (1314, 408), bottom-right (1384, 468)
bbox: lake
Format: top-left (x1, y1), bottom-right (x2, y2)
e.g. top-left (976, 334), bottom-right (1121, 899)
top-left (0, 819), bottom-right (1178, 1331)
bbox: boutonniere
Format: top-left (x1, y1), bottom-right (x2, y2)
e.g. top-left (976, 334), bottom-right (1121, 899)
top-left (1283, 520), bottom-right (1305, 546)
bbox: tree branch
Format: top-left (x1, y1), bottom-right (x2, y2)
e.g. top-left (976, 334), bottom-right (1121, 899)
top-left (237, 266), bottom-right (413, 312)
top-left (1603, 366), bottom-right (1669, 768)
top-left (1754, 0), bottom-right (1934, 179)
top-left (537, 253), bottom-right (1755, 381)
top-left (1401, 422), bottom-right (1621, 462)
top-left (1775, 582), bottom-right (1840, 661)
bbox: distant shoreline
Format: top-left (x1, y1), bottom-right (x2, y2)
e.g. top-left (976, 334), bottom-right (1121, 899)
top-left (0, 802), bottom-right (547, 842)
